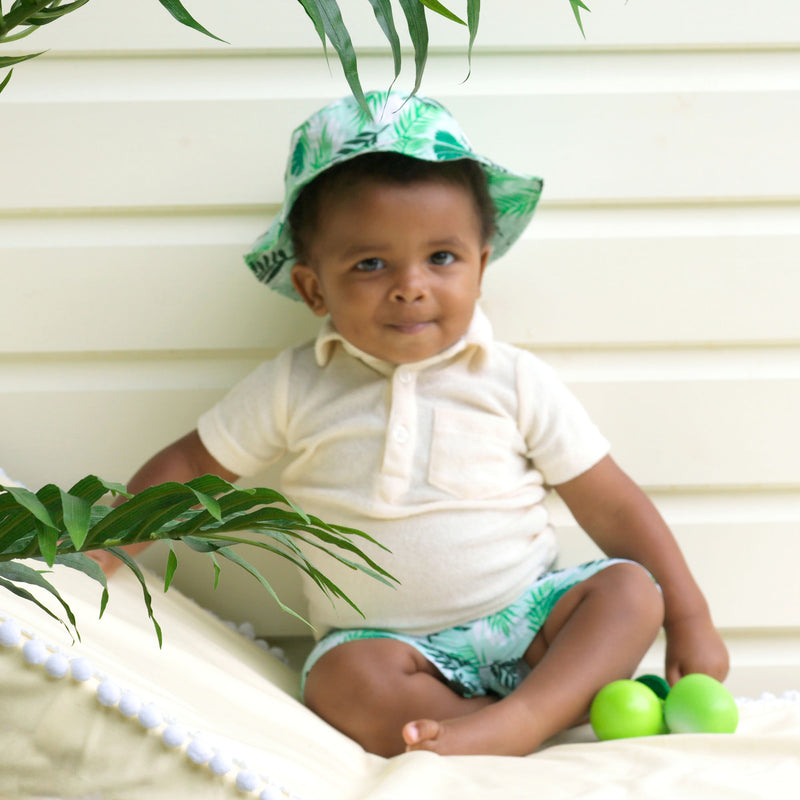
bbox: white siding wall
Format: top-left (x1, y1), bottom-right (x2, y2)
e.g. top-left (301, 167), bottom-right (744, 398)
top-left (2, 0), bottom-right (799, 693)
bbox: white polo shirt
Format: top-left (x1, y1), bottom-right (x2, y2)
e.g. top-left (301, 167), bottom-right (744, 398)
top-left (198, 309), bottom-right (609, 637)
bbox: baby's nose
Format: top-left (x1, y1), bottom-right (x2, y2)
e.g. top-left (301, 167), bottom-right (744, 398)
top-left (391, 264), bottom-right (428, 302)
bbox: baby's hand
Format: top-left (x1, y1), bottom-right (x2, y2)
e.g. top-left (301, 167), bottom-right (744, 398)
top-left (664, 612), bottom-right (730, 685)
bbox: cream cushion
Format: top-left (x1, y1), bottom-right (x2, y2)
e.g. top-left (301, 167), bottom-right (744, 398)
top-left (1, 562), bottom-right (799, 800)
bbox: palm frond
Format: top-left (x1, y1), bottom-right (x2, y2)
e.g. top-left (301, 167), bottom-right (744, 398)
top-left (0, 475), bottom-right (397, 645)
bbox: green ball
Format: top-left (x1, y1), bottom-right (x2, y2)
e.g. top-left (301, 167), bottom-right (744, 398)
top-left (636, 673), bottom-right (671, 700)
top-left (590, 679), bottom-right (666, 741)
top-left (663, 674), bottom-right (739, 734)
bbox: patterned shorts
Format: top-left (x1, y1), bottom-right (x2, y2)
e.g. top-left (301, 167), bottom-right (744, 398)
top-left (301, 558), bottom-right (638, 699)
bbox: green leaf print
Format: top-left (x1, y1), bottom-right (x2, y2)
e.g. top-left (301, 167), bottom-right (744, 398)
top-left (392, 100), bottom-right (439, 157)
top-left (486, 605), bottom-right (520, 637)
top-left (432, 129), bottom-right (470, 160)
top-left (488, 172), bottom-right (542, 217)
top-left (309, 121), bottom-right (339, 171)
top-left (337, 128), bottom-right (389, 157)
top-left (290, 138), bottom-right (307, 177)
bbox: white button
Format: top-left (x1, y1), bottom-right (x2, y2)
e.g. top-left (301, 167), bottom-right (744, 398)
top-left (397, 370), bottom-right (412, 384)
top-left (393, 425), bottom-right (410, 444)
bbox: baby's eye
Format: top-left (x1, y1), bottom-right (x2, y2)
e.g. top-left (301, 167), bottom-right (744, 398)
top-left (430, 251), bottom-right (456, 266)
top-left (355, 258), bottom-right (385, 273)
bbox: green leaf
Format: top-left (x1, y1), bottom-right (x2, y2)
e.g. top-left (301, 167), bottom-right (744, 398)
top-left (2, 485), bottom-right (57, 531)
top-left (299, 0), bottom-right (368, 116)
top-left (23, 0), bottom-right (92, 26)
top-left (569, 0), bottom-right (591, 37)
top-left (398, 0), bottom-right (429, 99)
top-left (164, 545), bottom-right (178, 591)
top-left (59, 488), bottom-right (91, 550)
top-left (0, 69), bottom-right (10, 93)
top-left (216, 546), bottom-right (314, 629)
top-left (0, 51), bottom-right (45, 68)
top-left (0, 575), bottom-right (72, 634)
top-left (465, 0), bottom-right (480, 79)
top-left (0, 561), bottom-right (79, 636)
top-left (36, 523), bottom-right (58, 567)
top-left (68, 475), bottom-right (130, 505)
top-left (368, 0), bottom-right (402, 88)
top-left (52, 552), bottom-right (109, 618)
top-left (0, 23), bottom-right (38, 43)
top-left (210, 552), bottom-right (221, 589)
top-left (156, 0), bottom-right (227, 43)
top-left (107, 547), bottom-right (162, 647)
top-left (419, 0), bottom-right (465, 25)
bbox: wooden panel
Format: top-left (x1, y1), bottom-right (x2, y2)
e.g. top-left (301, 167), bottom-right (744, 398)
top-left (483, 234), bottom-right (800, 347)
top-left (576, 378), bottom-right (800, 488)
top-left (557, 519), bottom-right (800, 629)
top-left (0, 243), bottom-right (313, 353)
top-left (2, 229), bottom-right (797, 352)
top-left (4, 90), bottom-right (799, 210)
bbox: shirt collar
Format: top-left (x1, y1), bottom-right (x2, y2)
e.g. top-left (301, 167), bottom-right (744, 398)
top-left (314, 306), bottom-right (494, 373)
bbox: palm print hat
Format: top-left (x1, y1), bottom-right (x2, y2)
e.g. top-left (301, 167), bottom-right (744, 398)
top-left (245, 90), bottom-right (543, 300)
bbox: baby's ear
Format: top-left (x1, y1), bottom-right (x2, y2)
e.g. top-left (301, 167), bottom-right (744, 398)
top-left (291, 264), bottom-right (328, 316)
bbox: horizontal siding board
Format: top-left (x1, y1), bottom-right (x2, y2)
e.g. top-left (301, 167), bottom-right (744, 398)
top-left (4, 90), bottom-right (800, 211)
top-left (483, 235), bottom-right (800, 347)
top-left (557, 520), bottom-right (800, 629)
top-left (578, 378), bottom-right (800, 488)
top-left (3, 232), bottom-right (797, 351)
top-left (0, 244), bottom-right (312, 352)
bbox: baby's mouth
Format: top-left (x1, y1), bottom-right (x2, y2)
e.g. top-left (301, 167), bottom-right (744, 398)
top-left (388, 320), bottom-right (432, 334)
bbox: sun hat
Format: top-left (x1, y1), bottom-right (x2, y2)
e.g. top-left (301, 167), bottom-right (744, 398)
top-left (245, 90), bottom-right (543, 300)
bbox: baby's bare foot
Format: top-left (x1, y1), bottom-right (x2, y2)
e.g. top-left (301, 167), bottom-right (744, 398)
top-left (403, 703), bottom-right (547, 756)
top-left (402, 719), bottom-right (444, 752)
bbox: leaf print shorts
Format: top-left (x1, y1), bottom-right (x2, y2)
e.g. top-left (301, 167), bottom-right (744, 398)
top-left (301, 558), bottom-right (646, 699)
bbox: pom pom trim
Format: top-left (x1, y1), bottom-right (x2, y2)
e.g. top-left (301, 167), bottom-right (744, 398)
top-left (0, 612), bottom-right (303, 799)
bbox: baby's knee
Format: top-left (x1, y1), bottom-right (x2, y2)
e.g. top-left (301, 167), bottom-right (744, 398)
top-left (600, 561), bottom-right (664, 625)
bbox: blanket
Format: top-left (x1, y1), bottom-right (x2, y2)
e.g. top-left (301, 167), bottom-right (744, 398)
top-left (1, 563), bottom-right (798, 800)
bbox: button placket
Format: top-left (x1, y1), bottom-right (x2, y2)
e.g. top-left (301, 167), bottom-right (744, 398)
top-left (380, 368), bottom-right (418, 487)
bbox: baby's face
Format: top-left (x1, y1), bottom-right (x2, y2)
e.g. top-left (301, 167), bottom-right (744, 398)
top-left (290, 178), bottom-right (490, 364)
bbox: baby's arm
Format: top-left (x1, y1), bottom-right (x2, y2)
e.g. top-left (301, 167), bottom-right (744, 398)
top-left (555, 454), bottom-right (729, 685)
top-left (89, 430), bottom-right (239, 576)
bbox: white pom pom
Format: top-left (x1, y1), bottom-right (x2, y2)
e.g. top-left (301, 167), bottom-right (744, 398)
top-left (162, 724), bottom-right (187, 748)
top-left (22, 638), bottom-right (48, 665)
top-left (259, 788), bottom-right (283, 800)
top-left (238, 621), bottom-right (256, 640)
top-left (138, 703), bottom-right (163, 729)
top-left (268, 647), bottom-right (287, 663)
top-left (0, 619), bottom-right (22, 647)
top-left (209, 752), bottom-right (233, 776)
top-left (70, 657), bottom-right (94, 682)
top-left (236, 769), bottom-right (259, 792)
top-left (97, 679), bottom-right (122, 707)
top-left (118, 692), bottom-right (142, 718)
top-left (45, 652), bottom-right (70, 679)
top-left (186, 738), bottom-right (214, 765)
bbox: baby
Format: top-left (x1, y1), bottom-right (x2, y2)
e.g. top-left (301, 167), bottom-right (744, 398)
top-left (99, 91), bottom-right (729, 758)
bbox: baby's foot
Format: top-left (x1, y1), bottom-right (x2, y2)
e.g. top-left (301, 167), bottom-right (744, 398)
top-left (402, 704), bottom-right (546, 756)
top-left (402, 719), bottom-right (446, 752)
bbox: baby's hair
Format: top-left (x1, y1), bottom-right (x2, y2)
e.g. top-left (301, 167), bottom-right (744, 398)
top-left (288, 152), bottom-right (497, 264)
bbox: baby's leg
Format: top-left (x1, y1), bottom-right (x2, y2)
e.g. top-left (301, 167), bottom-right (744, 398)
top-left (303, 637), bottom-right (493, 757)
top-left (404, 562), bottom-right (664, 756)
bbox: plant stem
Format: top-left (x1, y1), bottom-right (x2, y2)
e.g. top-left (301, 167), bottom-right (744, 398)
top-left (0, 0), bottom-right (54, 38)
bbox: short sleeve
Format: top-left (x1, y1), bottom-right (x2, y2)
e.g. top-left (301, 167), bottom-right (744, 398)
top-left (197, 350), bottom-right (292, 477)
top-left (516, 351), bottom-right (610, 486)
